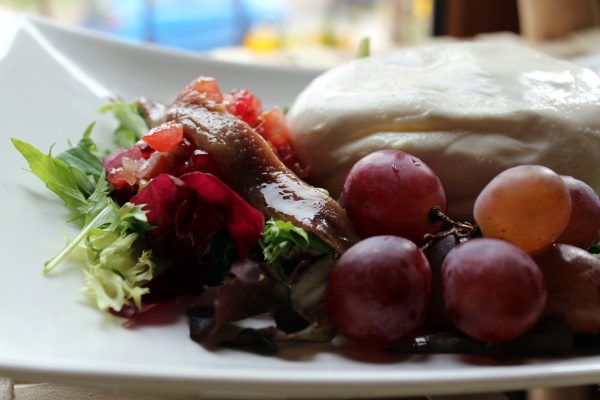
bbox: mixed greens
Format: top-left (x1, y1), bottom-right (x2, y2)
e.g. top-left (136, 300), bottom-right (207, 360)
top-left (12, 100), bottom-right (335, 353)
top-left (12, 124), bottom-right (153, 312)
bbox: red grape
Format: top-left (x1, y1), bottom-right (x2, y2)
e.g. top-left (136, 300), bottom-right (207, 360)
top-left (534, 244), bottom-right (600, 333)
top-left (326, 236), bottom-right (431, 347)
top-left (424, 235), bottom-right (461, 329)
top-left (473, 165), bottom-right (571, 254)
top-left (340, 150), bottom-right (447, 244)
top-left (442, 238), bottom-right (546, 343)
top-left (557, 176), bottom-right (600, 250)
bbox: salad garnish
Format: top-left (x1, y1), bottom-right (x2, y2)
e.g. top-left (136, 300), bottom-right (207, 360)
top-left (12, 77), bottom-right (348, 355)
top-left (12, 125), bottom-right (154, 311)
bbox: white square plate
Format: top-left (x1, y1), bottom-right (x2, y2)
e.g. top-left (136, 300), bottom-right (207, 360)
top-left (1, 15), bottom-right (600, 398)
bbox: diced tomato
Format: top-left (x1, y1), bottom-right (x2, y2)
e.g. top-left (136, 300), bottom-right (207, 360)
top-left (103, 146), bottom-right (145, 190)
top-left (103, 139), bottom-right (179, 195)
top-left (254, 107), bottom-right (310, 179)
top-left (138, 152), bottom-right (176, 181)
top-left (107, 152), bottom-right (176, 193)
top-left (256, 107), bottom-right (290, 148)
top-left (186, 77), bottom-right (223, 103)
top-left (142, 121), bottom-right (184, 152)
top-left (225, 89), bottom-right (262, 126)
top-left (103, 146), bottom-right (144, 175)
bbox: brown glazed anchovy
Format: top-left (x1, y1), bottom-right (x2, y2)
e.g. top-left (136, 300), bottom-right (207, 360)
top-left (136, 97), bottom-right (168, 128)
top-left (166, 90), bottom-right (358, 254)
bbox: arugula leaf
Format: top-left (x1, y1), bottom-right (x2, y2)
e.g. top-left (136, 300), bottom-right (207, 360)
top-left (56, 122), bottom-right (104, 180)
top-left (99, 102), bottom-right (148, 148)
top-left (12, 124), bottom-right (107, 224)
top-left (43, 201), bottom-right (115, 273)
top-left (12, 138), bottom-right (85, 209)
top-left (260, 219), bottom-right (333, 279)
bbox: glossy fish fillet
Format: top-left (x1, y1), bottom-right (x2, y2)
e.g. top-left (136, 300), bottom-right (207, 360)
top-left (167, 91), bottom-right (358, 253)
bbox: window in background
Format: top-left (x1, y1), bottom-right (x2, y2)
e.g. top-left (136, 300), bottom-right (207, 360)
top-left (0, 0), bottom-right (435, 67)
top-left (0, 0), bottom-right (287, 51)
top-left (83, 0), bottom-right (286, 51)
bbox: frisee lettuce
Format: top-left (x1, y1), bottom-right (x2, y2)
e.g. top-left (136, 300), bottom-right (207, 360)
top-left (12, 125), bottom-right (154, 312)
top-left (260, 219), bottom-right (333, 280)
top-left (99, 102), bottom-right (148, 148)
top-left (82, 231), bottom-right (154, 311)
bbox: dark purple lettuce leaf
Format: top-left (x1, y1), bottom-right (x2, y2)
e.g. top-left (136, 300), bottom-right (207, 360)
top-left (186, 259), bottom-right (290, 355)
top-left (187, 306), bottom-right (279, 355)
top-left (143, 258), bottom-right (207, 303)
top-left (187, 307), bottom-right (216, 342)
top-left (219, 327), bottom-right (279, 355)
top-left (185, 258), bottom-right (335, 355)
top-left (213, 259), bottom-right (288, 332)
top-left (110, 300), bottom-right (187, 328)
top-left (273, 302), bottom-right (310, 334)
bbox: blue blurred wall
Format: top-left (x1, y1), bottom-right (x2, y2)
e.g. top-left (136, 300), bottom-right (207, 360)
top-left (84, 0), bottom-right (286, 51)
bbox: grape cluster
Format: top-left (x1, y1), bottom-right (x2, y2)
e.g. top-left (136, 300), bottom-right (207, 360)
top-left (327, 150), bottom-right (600, 347)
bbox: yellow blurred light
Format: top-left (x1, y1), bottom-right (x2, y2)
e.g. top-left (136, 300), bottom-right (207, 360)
top-left (243, 27), bottom-right (280, 52)
top-left (414, 0), bottom-right (433, 19)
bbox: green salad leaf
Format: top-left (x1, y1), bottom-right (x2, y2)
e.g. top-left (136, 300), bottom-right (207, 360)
top-left (80, 213), bottom-right (154, 311)
top-left (57, 123), bottom-right (105, 180)
top-left (260, 219), bottom-right (333, 280)
top-left (11, 138), bottom-right (86, 210)
top-left (99, 102), bottom-right (148, 148)
top-left (12, 125), bottom-right (154, 312)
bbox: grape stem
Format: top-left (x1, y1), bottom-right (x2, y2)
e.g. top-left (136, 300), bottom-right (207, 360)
top-left (422, 206), bottom-right (479, 251)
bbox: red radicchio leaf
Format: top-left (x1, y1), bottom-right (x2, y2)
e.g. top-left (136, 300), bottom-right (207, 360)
top-left (179, 172), bottom-right (265, 258)
top-left (130, 173), bottom-right (190, 234)
top-left (131, 172), bottom-right (264, 259)
top-left (175, 195), bottom-right (224, 255)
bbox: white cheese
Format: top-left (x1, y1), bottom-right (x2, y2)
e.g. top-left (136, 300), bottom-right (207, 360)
top-left (287, 42), bottom-right (600, 219)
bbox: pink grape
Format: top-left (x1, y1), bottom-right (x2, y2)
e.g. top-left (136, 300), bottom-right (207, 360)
top-left (442, 238), bottom-right (547, 343)
top-left (340, 150), bottom-right (447, 244)
top-left (474, 165), bottom-right (571, 254)
top-left (557, 176), bottom-right (600, 250)
top-left (326, 236), bottom-right (431, 347)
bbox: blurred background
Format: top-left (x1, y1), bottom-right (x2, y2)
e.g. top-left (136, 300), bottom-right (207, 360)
top-left (0, 0), bottom-right (599, 69)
